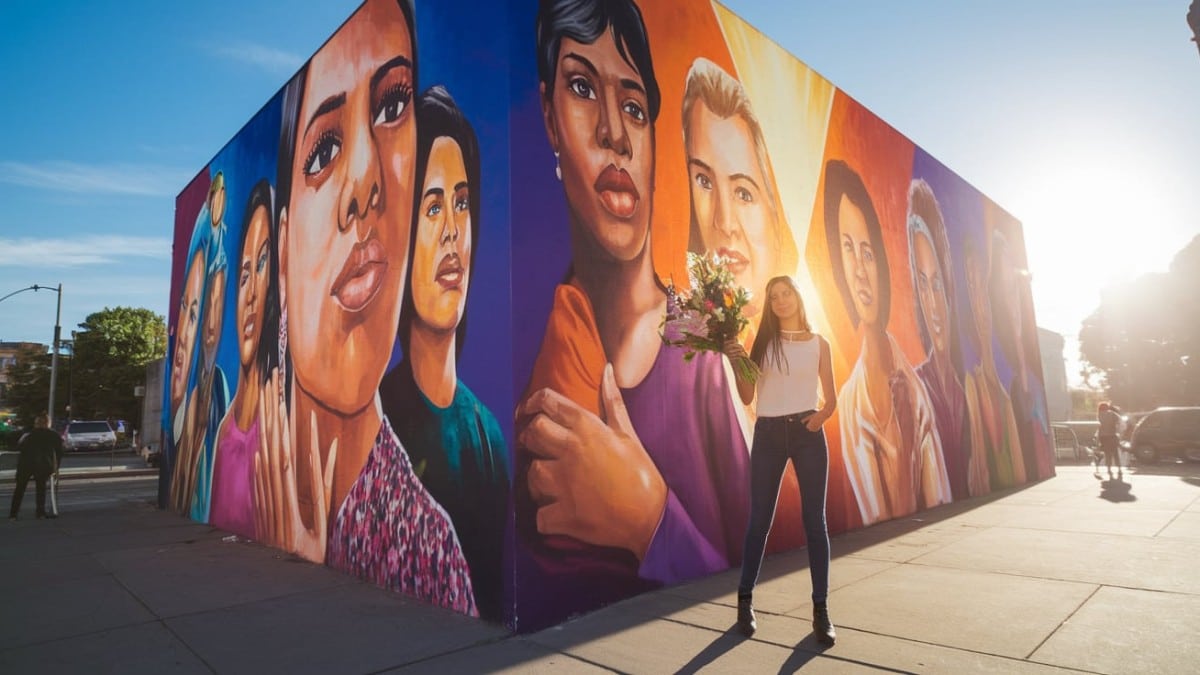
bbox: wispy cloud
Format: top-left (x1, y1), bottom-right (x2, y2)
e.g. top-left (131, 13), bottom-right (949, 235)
top-left (0, 235), bottom-right (171, 267)
top-left (210, 41), bottom-right (303, 75)
top-left (0, 161), bottom-right (191, 197)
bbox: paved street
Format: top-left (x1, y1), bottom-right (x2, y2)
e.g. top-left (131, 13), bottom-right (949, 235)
top-left (1, 462), bottom-right (1198, 674)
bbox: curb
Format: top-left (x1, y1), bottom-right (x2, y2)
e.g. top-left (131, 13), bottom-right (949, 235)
top-left (0, 468), bottom-right (159, 484)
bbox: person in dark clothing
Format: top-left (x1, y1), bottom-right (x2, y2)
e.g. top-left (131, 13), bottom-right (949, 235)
top-left (1097, 401), bottom-right (1122, 480)
top-left (9, 414), bottom-right (64, 520)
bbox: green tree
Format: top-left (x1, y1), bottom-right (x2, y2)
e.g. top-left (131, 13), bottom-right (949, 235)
top-left (1079, 235), bottom-right (1200, 410)
top-left (70, 307), bottom-right (166, 425)
top-left (3, 344), bottom-right (67, 427)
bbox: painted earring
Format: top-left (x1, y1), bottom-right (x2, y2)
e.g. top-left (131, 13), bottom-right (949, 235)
top-left (554, 151), bottom-right (561, 181)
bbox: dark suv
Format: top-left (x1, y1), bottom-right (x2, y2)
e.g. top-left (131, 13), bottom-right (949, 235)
top-left (1130, 407), bottom-right (1200, 463)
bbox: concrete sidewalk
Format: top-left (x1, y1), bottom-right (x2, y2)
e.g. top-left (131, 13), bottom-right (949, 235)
top-left (1, 464), bottom-right (1198, 674)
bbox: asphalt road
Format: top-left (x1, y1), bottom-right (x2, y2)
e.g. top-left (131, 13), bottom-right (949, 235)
top-left (0, 448), bottom-right (148, 473)
top-left (1, 474), bottom-right (157, 513)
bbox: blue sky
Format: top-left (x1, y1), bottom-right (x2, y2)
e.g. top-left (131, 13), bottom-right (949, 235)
top-left (2, 1), bottom-right (1197, 386)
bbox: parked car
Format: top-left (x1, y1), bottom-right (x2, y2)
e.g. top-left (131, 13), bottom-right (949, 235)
top-left (1130, 407), bottom-right (1200, 463)
top-left (63, 420), bottom-right (118, 452)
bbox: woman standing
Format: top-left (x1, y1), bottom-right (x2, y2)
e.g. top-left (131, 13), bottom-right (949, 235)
top-left (724, 277), bottom-right (837, 645)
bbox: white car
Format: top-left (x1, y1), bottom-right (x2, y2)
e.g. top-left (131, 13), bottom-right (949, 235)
top-left (63, 420), bottom-right (117, 452)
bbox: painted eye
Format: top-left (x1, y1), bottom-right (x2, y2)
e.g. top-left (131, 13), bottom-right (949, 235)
top-left (568, 76), bottom-right (595, 100)
top-left (695, 174), bottom-right (713, 191)
top-left (735, 187), bottom-right (753, 203)
top-left (622, 100), bottom-right (645, 122)
top-left (454, 196), bottom-right (469, 213)
top-left (426, 201), bottom-right (442, 218)
top-left (374, 84), bottom-right (411, 126)
top-left (256, 250), bottom-right (268, 273)
top-left (304, 132), bottom-right (341, 176)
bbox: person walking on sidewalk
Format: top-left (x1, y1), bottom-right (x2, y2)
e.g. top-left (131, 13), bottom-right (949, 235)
top-left (8, 414), bottom-right (64, 520)
top-left (1097, 401), bottom-right (1122, 480)
top-left (724, 276), bottom-right (839, 646)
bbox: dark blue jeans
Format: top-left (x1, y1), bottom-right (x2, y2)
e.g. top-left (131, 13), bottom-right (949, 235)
top-left (737, 412), bottom-right (831, 603)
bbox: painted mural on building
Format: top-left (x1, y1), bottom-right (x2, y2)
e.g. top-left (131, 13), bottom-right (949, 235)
top-left (164, 0), bottom-right (1054, 632)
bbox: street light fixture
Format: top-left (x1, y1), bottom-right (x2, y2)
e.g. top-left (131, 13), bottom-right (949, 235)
top-left (0, 283), bottom-right (64, 425)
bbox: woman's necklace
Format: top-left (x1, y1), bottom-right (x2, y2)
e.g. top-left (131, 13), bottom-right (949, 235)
top-left (780, 328), bottom-right (811, 342)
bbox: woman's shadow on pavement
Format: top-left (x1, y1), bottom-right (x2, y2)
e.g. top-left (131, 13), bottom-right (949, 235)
top-left (675, 629), bottom-right (826, 674)
top-left (1099, 476), bottom-right (1137, 503)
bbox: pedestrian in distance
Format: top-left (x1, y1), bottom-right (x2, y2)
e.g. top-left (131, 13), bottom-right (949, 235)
top-left (723, 276), bottom-right (839, 646)
top-left (8, 414), bottom-right (64, 520)
top-left (1097, 401), bottom-right (1122, 480)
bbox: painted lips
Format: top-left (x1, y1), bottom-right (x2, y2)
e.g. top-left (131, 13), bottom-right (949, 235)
top-left (331, 237), bottom-right (388, 312)
top-left (242, 312), bottom-right (257, 339)
top-left (717, 247), bottom-right (748, 277)
top-left (594, 165), bottom-right (640, 219)
top-left (436, 253), bottom-right (464, 290)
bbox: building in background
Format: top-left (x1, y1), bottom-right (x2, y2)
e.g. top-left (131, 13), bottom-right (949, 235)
top-left (0, 341), bottom-right (47, 407)
top-left (1038, 327), bottom-right (1069, 421)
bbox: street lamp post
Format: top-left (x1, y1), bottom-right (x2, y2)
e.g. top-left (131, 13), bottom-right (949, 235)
top-left (0, 283), bottom-right (64, 425)
top-left (48, 283), bottom-right (63, 427)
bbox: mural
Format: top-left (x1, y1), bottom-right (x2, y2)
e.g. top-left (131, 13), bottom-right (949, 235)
top-left (164, 0), bottom-right (1054, 632)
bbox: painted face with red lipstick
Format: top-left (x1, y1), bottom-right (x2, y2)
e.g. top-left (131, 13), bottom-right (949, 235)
top-left (542, 31), bottom-right (654, 263)
top-left (685, 100), bottom-right (778, 315)
top-left (411, 136), bottom-right (472, 334)
top-left (280, 0), bottom-right (416, 414)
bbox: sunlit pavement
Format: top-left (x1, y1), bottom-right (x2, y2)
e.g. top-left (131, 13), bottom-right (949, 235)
top-left (1, 463), bottom-right (1197, 674)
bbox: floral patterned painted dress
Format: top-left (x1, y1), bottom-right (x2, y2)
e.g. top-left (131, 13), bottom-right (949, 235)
top-left (325, 415), bottom-right (478, 617)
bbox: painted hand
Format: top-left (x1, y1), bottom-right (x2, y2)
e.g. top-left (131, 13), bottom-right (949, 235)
top-left (254, 367), bottom-right (338, 562)
top-left (519, 363), bottom-right (667, 561)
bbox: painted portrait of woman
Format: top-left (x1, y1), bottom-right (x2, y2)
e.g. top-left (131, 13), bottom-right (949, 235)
top-left (990, 229), bottom-right (1054, 481)
top-left (516, 0), bottom-right (749, 621)
top-left (167, 219), bottom-right (210, 515)
top-left (378, 85), bottom-right (509, 621)
top-left (906, 179), bottom-right (969, 500)
top-left (961, 229), bottom-right (1024, 492)
top-left (681, 57), bottom-right (798, 344)
top-left (823, 159), bottom-right (950, 525)
top-left (210, 180), bottom-right (278, 538)
top-left (253, 0), bottom-right (476, 616)
top-left (170, 176), bottom-right (229, 519)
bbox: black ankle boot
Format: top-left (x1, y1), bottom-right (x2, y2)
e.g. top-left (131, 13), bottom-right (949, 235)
top-left (736, 596), bottom-right (757, 637)
top-left (813, 602), bottom-right (836, 646)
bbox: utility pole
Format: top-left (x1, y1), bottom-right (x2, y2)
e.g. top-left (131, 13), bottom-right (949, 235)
top-left (47, 283), bottom-right (63, 427)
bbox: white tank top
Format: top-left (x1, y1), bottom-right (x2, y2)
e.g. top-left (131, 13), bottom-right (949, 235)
top-left (755, 336), bottom-right (821, 417)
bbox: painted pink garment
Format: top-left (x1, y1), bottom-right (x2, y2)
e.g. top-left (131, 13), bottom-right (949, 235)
top-left (209, 414), bottom-right (259, 539)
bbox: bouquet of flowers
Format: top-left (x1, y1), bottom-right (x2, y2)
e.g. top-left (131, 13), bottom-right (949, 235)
top-left (661, 252), bottom-right (760, 383)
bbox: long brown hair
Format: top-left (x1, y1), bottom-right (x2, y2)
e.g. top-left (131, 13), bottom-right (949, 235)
top-left (750, 276), bottom-right (811, 372)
